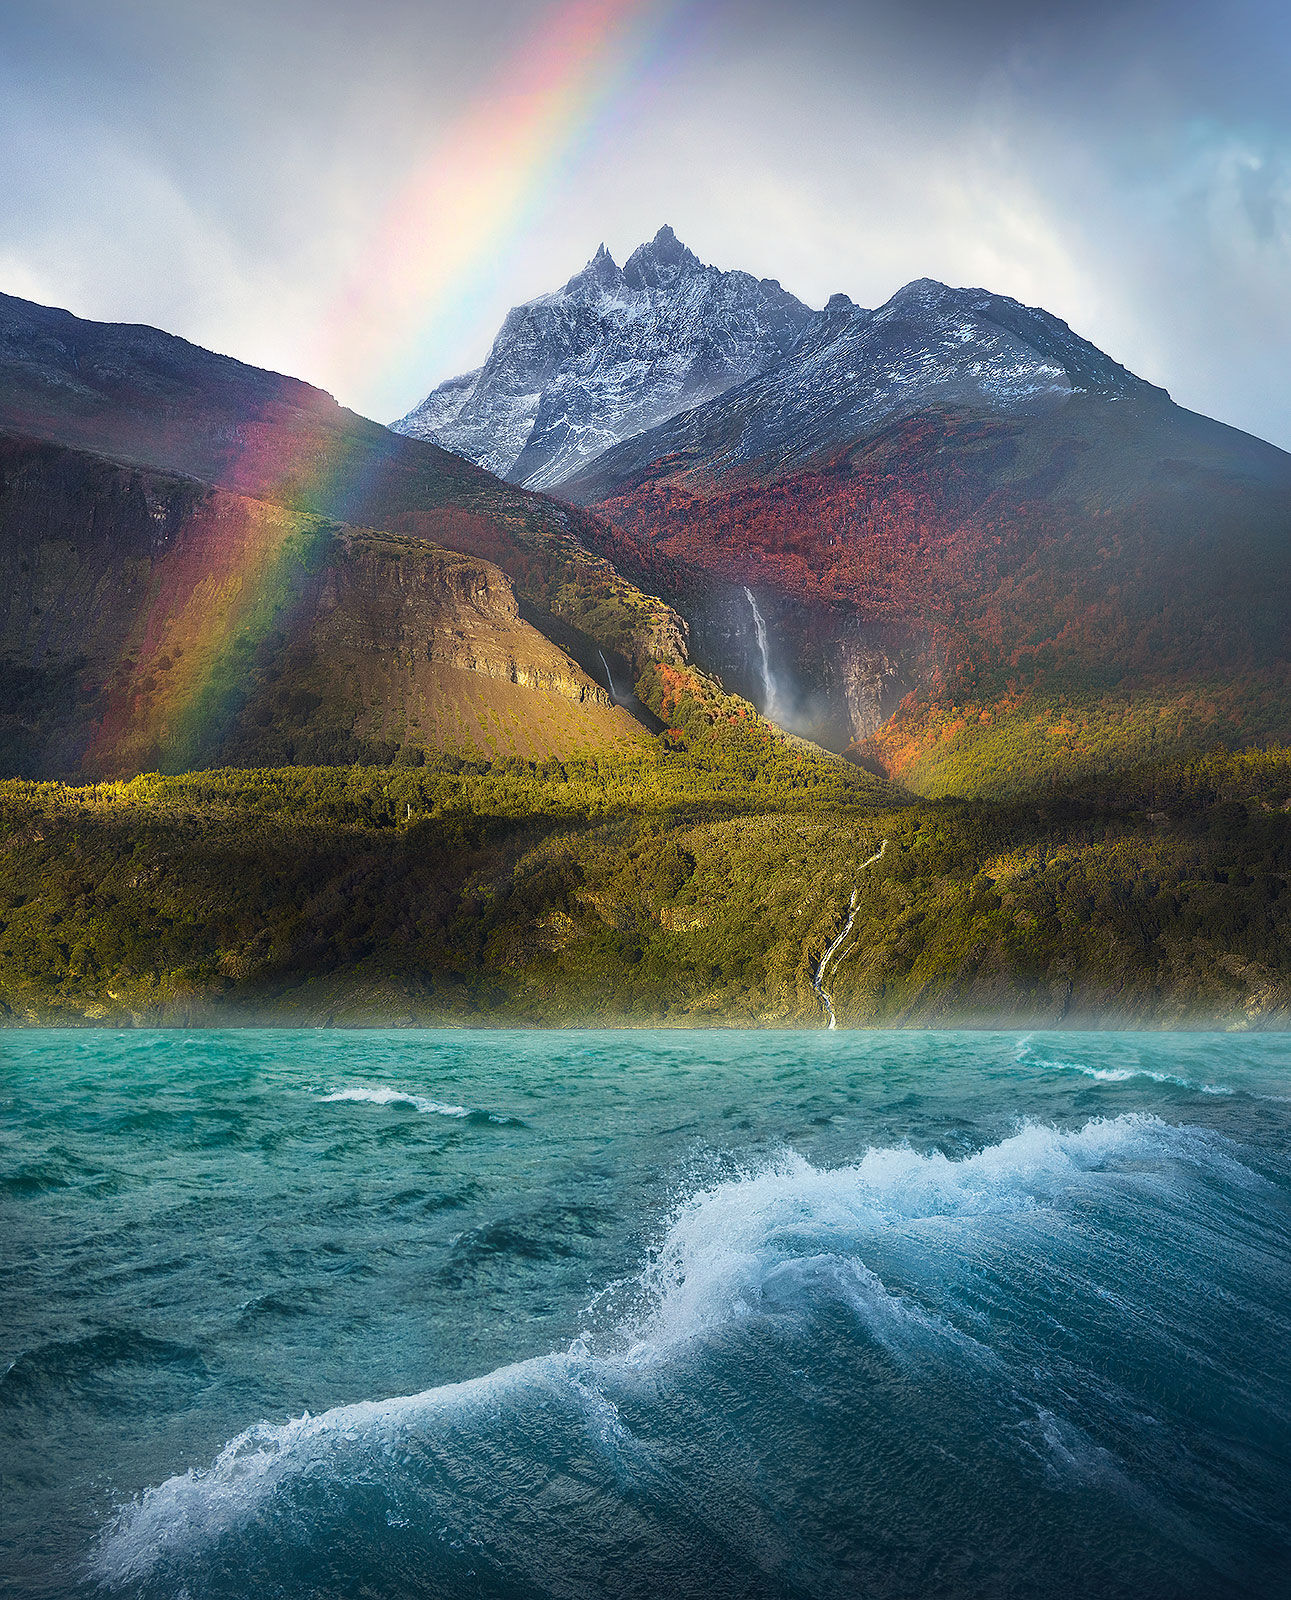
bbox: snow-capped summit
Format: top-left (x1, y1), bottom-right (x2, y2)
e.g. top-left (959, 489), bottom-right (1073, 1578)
top-left (620, 224), bottom-right (701, 291)
top-left (559, 276), bottom-right (1168, 500)
top-left (391, 227), bottom-right (813, 489)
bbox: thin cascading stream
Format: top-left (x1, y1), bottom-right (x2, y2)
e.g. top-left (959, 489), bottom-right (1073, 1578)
top-left (812, 840), bottom-right (887, 1028)
top-left (598, 650), bottom-right (617, 703)
top-left (743, 586), bottom-right (777, 719)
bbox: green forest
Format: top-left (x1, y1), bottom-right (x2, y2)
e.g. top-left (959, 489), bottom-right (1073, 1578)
top-left (3, 665), bottom-right (1289, 1028)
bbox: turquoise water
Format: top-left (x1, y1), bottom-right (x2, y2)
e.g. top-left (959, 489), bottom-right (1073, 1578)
top-left (2, 1028), bottom-right (1289, 1599)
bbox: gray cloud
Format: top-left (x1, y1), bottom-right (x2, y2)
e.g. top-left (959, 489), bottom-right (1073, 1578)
top-left (2, 0), bottom-right (1288, 448)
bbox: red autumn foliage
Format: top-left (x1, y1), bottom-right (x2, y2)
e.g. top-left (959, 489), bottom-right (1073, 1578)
top-left (592, 408), bottom-right (1291, 704)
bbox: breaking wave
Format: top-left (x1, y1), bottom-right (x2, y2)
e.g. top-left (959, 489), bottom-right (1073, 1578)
top-left (93, 1113), bottom-right (1252, 1596)
top-left (317, 1085), bottom-right (522, 1125)
top-left (1015, 1036), bottom-right (1235, 1095)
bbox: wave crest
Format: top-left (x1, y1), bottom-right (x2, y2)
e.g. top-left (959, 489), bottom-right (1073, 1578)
top-left (317, 1085), bottom-right (522, 1124)
top-left (93, 1113), bottom-right (1230, 1590)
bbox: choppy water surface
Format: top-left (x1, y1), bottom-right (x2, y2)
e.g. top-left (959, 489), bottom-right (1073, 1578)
top-left (2, 1028), bottom-right (1289, 1599)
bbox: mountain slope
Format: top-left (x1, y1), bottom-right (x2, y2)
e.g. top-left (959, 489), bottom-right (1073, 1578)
top-left (0, 287), bottom-right (686, 672)
top-left (0, 434), bottom-right (643, 778)
top-left (0, 292), bottom-right (697, 777)
top-left (551, 280), bottom-right (1291, 793)
top-left (597, 398), bottom-right (1291, 776)
top-left (392, 226), bottom-right (812, 489)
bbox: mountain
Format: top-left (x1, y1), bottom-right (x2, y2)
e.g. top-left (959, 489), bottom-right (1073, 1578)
top-left (0, 292), bottom-right (687, 778)
top-left (391, 226), bottom-right (812, 489)
top-left (551, 279), bottom-right (1291, 794)
top-left (558, 277), bottom-right (1166, 499)
top-left (5, 260), bottom-right (1290, 802)
top-left (0, 433), bottom-right (652, 779)
top-left (4, 272), bottom-right (1291, 1028)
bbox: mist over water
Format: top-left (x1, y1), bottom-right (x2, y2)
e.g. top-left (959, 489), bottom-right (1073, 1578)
top-left (2, 1028), bottom-right (1289, 1599)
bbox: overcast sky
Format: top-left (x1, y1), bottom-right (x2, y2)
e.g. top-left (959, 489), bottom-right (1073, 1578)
top-left (3, 0), bottom-right (1289, 447)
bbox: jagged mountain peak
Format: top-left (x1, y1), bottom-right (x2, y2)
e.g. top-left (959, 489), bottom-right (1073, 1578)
top-left (622, 224), bottom-right (703, 290)
top-left (560, 274), bottom-right (1171, 501)
top-left (565, 242), bottom-right (625, 297)
top-left (392, 226), bottom-right (1168, 498)
top-left (393, 229), bottom-right (813, 488)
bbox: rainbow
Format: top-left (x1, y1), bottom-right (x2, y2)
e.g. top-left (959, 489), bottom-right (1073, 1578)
top-left (87, 0), bottom-right (688, 776)
top-left (324, 0), bottom-right (691, 408)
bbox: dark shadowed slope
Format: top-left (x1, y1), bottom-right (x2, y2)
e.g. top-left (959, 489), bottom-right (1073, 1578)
top-left (0, 288), bottom-right (488, 501)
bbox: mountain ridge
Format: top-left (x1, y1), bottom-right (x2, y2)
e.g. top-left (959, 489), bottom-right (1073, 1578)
top-left (3, 252), bottom-right (1290, 801)
top-left (459, 241), bottom-right (1291, 794)
top-left (392, 225), bottom-right (814, 489)
top-left (0, 289), bottom-right (696, 778)
top-left (559, 273), bottom-right (1169, 501)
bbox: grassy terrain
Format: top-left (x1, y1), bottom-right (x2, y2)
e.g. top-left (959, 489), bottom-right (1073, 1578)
top-left (860, 674), bottom-right (1291, 799)
top-left (2, 715), bottom-right (1288, 1028)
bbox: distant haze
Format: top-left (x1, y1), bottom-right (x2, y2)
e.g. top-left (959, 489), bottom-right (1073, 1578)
top-left (3, 0), bottom-right (1289, 449)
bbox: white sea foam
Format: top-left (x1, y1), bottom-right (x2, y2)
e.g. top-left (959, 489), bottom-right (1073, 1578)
top-left (1066, 1064), bottom-right (1231, 1094)
top-left (92, 1113), bottom-right (1221, 1587)
top-left (619, 1114), bottom-right (1201, 1354)
top-left (1015, 1039), bottom-right (1233, 1095)
top-left (317, 1085), bottom-right (471, 1118)
top-left (92, 1358), bottom-right (576, 1587)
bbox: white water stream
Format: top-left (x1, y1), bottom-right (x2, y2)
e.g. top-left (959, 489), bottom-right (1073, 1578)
top-left (598, 651), bottom-right (617, 703)
top-left (744, 587), bottom-right (777, 719)
top-left (812, 840), bottom-right (888, 1029)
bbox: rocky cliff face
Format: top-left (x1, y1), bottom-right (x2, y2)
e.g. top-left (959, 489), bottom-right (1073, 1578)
top-left (392, 226), bottom-right (812, 489)
top-left (0, 288), bottom-right (691, 703)
top-left (830, 631), bottom-right (912, 743)
top-left (0, 435), bottom-right (638, 778)
top-left (674, 580), bottom-right (917, 750)
top-left (307, 531), bottom-right (607, 699)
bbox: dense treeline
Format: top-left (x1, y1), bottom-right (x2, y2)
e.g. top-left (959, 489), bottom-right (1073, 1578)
top-left (601, 409), bottom-right (1291, 685)
top-left (1, 739), bottom-right (1288, 1028)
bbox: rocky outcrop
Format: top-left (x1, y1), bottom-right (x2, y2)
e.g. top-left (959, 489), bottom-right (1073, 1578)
top-left (831, 632), bottom-right (912, 742)
top-left (310, 532), bottom-right (613, 705)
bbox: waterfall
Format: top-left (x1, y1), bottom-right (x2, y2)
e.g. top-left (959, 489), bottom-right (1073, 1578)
top-left (812, 840), bottom-right (887, 1029)
top-left (744, 586), bottom-right (777, 718)
top-left (598, 650), bottom-right (617, 703)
